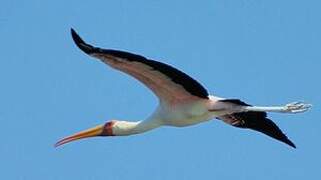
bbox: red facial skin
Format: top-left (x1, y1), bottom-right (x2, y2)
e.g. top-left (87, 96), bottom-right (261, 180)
top-left (100, 121), bottom-right (116, 136)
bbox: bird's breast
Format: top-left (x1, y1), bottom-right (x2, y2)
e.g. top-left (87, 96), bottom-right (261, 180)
top-left (158, 101), bottom-right (213, 127)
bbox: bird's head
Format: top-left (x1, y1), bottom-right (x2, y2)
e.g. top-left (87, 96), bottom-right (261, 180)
top-left (54, 120), bottom-right (116, 147)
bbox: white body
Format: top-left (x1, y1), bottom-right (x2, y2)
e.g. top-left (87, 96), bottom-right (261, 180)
top-left (111, 95), bottom-right (310, 136)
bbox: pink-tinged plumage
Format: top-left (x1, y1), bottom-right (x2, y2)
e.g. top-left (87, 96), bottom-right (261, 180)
top-left (99, 56), bottom-right (201, 104)
top-left (54, 28), bottom-right (311, 148)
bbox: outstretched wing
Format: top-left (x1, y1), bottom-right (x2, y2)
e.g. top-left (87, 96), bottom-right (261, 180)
top-left (218, 99), bottom-right (296, 148)
top-left (71, 29), bottom-right (209, 103)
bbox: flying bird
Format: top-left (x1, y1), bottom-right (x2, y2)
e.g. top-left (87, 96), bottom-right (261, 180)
top-left (55, 28), bottom-right (311, 148)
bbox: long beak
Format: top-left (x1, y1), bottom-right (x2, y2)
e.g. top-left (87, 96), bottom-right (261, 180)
top-left (55, 124), bottom-right (104, 147)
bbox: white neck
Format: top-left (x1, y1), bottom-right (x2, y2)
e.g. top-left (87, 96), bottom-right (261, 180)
top-left (112, 118), bottom-right (162, 136)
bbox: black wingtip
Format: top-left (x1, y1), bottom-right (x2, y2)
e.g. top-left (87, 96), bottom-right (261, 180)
top-left (285, 139), bottom-right (296, 149)
top-left (70, 28), bottom-right (96, 54)
top-left (224, 111), bottom-right (298, 149)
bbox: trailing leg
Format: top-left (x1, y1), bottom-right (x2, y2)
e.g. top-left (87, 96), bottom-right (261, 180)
top-left (243, 101), bottom-right (312, 113)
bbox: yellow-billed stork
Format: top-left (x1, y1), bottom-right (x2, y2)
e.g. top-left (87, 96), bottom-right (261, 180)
top-left (55, 28), bottom-right (311, 148)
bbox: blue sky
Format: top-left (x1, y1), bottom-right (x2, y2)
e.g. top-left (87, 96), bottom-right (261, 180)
top-left (1, 0), bottom-right (321, 179)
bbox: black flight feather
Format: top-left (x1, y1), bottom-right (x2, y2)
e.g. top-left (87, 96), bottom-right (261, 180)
top-left (70, 28), bottom-right (209, 99)
top-left (219, 99), bottom-right (296, 148)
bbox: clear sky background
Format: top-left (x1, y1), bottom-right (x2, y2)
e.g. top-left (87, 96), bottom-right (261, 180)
top-left (1, 0), bottom-right (321, 179)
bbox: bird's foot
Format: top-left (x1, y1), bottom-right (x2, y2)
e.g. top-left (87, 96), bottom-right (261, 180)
top-left (283, 102), bottom-right (312, 113)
